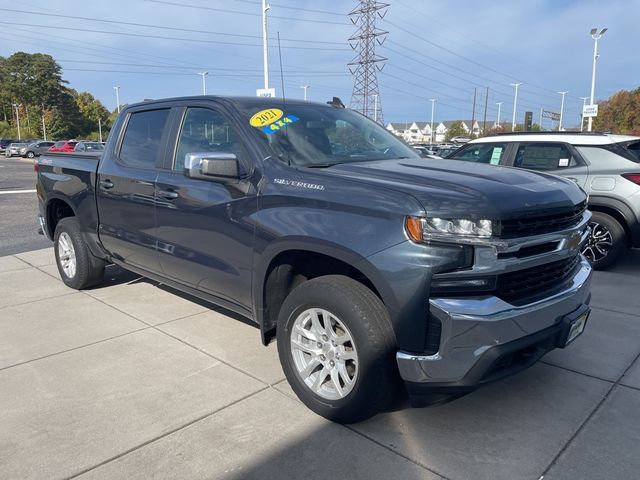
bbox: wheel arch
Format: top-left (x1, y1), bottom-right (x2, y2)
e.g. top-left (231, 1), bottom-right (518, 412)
top-left (45, 195), bottom-right (77, 239)
top-left (254, 238), bottom-right (398, 346)
top-left (588, 196), bottom-right (636, 246)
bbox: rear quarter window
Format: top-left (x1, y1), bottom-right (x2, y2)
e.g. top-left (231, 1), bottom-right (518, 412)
top-left (119, 109), bottom-right (170, 169)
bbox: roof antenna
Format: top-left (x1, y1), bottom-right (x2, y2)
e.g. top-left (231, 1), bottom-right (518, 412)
top-left (327, 97), bottom-right (345, 108)
top-left (277, 31), bottom-right (286, 105)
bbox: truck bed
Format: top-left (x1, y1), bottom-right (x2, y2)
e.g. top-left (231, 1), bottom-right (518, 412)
top-left (36, 152), bottom-right (102, 245)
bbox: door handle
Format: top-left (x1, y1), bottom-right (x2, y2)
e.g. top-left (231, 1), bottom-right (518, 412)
top-left (157, 189), bottom-right (179, 200)
top-left (99, 180), bottom-right (114, 190)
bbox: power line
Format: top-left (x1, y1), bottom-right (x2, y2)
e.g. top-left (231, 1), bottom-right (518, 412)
top-left (382, 11), bottom-right (581, 102)
top-left (144, 0), bottom-right (351, 26)
top-left (57, 59), bottom-right (347, 74)
top-left (0, 8), bottom-right (345, 46)
top-left (215, 0), bottom-right (344, 17)
top-left (0, 21), bottom-right (349, 51)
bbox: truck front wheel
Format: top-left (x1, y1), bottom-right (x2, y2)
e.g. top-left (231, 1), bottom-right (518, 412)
top-left (54, 217), bottom-right (105, 289)
top-left (277, 275), bottom-right (399, 423)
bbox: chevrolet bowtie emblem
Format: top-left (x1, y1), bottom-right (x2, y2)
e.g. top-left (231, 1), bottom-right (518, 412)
top-left (567, 231), bottom-right (582, 251)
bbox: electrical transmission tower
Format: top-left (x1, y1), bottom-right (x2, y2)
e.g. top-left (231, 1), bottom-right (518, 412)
top-left (348, 0), bottom-right (389, 124)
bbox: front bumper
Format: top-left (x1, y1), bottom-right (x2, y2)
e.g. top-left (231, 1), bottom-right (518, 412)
top-left (396, 256), bottom-right (592, 399)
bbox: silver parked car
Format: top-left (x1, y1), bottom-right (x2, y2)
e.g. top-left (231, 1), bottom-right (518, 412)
top-left (445, 132), bottom-right (640, 269)
top-left (73, 141), bottom-right (105, 153)
top-left (5, 143), bottom-right (28, 157)
top-left (23, 141), bottom-right (55, 158)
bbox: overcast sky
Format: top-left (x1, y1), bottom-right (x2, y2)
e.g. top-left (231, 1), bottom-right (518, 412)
top-left (1, 0), bottom-right (638, 126)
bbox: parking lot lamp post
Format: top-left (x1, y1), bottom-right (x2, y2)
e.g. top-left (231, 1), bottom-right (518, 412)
top-left (198, 71), bottom-right (208, 95)
top-left (558, 91), bottom-right (568, 131)
top-left (114, 86), bottom-right (121, 114)
top-left (588, 27), bottom-right (607, 132)
top-left (373, 94), bottom-right (379, 123)
top-left (580, 97), bottom-right (589, 131)
top-left (429, 98), bottom-right (436, 143)
top-left (13, 103), bottom-right (21, 140)
top-left (301, 85), bottom-right (310, 100)
top-left (98, 118), bottom-right (103, 143)
top-left (510, 83), bottom-right (522, 132)
top-left (496, 102), bottom-right (502, 129)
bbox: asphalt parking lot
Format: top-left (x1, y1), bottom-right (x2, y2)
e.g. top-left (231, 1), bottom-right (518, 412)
top-left (0, 245), bottom-right (639, 479)
top-left (0, 156), bottom-right (51, 256)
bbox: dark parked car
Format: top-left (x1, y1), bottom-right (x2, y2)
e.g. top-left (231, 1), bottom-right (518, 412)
top-left (23, 141), bottom-right (56, 158)
top-left (48, 140), bottom-right (78, 153)
top-left (36, 96), bottom-right (592, 423)
top-left (0, 138), bottom-right (15, 155)
top-left (74, 141), bottom-right (105, 153)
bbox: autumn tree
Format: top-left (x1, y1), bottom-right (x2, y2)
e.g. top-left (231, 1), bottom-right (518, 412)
top-left (593, 88), bottom-right (640, 135)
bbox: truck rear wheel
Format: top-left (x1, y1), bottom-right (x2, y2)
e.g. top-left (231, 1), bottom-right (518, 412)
top-left (54, 217), bottom-right (105, 289)
top-left (277, 275), bottom-right (399, 423)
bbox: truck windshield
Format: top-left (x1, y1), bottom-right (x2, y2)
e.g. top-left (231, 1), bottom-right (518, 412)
top-left (239, 103), bottom-right (419, 167)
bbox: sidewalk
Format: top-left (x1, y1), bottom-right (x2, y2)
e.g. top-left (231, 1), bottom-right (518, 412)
top-left (1, 248), bottom-right (639, 480)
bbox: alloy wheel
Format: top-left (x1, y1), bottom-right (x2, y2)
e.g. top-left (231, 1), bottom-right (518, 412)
top-left (57, 232), bottom-right (77, 278)
top-left (290, 308), bottom-right (358, 400)
top-left (582, 222), bottom-right (613, 263)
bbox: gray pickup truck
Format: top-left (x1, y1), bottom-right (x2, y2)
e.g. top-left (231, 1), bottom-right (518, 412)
top-left (36, 96), bottom-right (592, 423)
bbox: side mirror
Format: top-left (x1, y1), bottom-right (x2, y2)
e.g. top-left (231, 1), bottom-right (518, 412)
top-left (184, 152), bottom-right (240, 181)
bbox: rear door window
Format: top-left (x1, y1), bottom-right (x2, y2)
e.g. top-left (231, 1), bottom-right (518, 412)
top-left (513, 143), bottom-right (577, 171)
top-left (449, 143), bottom-right (508, 165)
top-left (119, 109), bottom-right (170, 169)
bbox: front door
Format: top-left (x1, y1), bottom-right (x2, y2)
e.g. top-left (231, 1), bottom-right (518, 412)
top-left (154, 106), bottom-right (258, 310)
top-left (97, 107), bottom-right (171, 273)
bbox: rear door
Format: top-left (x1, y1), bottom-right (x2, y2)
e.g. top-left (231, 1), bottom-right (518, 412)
top-left (154, 104), bottom-right (258, 310)
top-left (97, 107), bottom-right (171, 273)
top-left (507, 142), bottom-right (589, 187)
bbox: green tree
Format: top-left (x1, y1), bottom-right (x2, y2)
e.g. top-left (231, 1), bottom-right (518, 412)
top-left (72, 90), bottom-right (110, 138)
top-left (445, 121), bottom-right (467, 141)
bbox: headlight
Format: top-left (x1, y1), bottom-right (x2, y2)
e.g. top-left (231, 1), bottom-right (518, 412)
top-left (405, 216), bottom-right (493, 243)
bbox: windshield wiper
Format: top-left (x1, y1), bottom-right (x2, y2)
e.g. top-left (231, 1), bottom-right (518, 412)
top-left (305, 162), bottom-right (341, 168)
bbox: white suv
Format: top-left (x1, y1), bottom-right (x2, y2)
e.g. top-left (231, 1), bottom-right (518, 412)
top-left (446, 132), bottom-right (640, 269)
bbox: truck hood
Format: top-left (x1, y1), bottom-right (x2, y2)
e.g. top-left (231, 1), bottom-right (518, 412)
top-left (324, 158), bottom-right (585, 219)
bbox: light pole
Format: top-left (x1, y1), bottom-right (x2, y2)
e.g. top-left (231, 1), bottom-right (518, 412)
top-left (13, 103), bottom-right (21, 140)
top-left (262, 0), bottom-right (270, 91)
top-left (113, 85), bottom-right (121, 114)
top-left (373, 94), bottom-right (379, 123)
top-left (510, 83), bottom-right (522, 132)
top-left (580, 96), bottom-right (589, 132)
top-left (98, 118), bottom-right (103, 143)
top-left (557, 91), bottom-right (568, 131)
top-left (301, 85), bottom-right (310, 101)
top-left (496, 102), bottom-right (503, 129)
top-left (198, 71), bottom-right (209, 95)
top-left (41, 105), bottom-right (47, 141)
top-left (588, 27), bottom-right (607, 132)
top-left (429, 98), bottom-right (436, 143)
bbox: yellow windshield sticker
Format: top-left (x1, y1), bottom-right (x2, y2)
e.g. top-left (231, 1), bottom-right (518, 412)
top-left (250, 108), bottom-right (283, 128)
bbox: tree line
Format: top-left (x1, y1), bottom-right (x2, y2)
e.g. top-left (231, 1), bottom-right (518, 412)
top-left (0, 52), bottom-right (113, 141)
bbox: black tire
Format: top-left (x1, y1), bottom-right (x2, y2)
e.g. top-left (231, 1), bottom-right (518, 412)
top-left (277, 275), bottom-right (399, 424)
top-left (26, 151), bottom-right (35, 158)
top-left (583, 211), bottom-right (626, 270)
top-left (54, 217), bottom-right (106, 289)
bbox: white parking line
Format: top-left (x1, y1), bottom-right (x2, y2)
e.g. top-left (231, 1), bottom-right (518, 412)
top-left (0, 189), bottom-right (37, 195)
